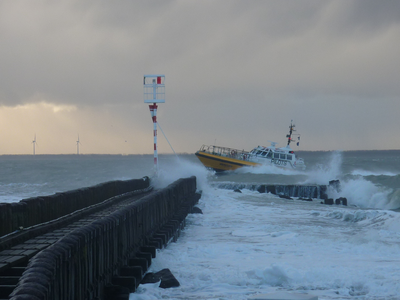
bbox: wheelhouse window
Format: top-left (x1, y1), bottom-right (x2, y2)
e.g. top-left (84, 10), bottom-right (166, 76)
top-left (287, 154), bottom-right (292, 160)
top-left (273, 153), bottom-right (279, 159)
top-left (280, 154), bottom-right (286, 160)
top-left (266, 152), bottom-right (272, 158)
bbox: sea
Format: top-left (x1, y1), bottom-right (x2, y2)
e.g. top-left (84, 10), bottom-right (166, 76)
top-left (1, 151), bottom-right (400, 299)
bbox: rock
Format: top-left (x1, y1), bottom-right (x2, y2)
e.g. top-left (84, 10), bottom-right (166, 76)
top-left (329, 180), bottom-right (341, 192)
top-left (257, 185), bottom-right (266, 193)
top-left (298, 197), bottom-right (312, 201)
top-left (279, 194), bottom-right (293, 200)
top-left (234, 189), bottom-right (242, 193)
top-left (335, 197), bottom-right (348, 206)
top-left (141, 268), bottom-right (180, 289)
top-left (191, 206), bottom-right (203, 214)
top-left (324, 198), bottom-right (334, 205)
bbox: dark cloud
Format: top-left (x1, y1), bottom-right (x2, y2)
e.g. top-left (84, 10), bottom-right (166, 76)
top-left (324, 0), bottom-right (400, 36)
top-left (0, 0), bottom-right (399, 152)
top-left (1, 0), bottom-right (399, 106)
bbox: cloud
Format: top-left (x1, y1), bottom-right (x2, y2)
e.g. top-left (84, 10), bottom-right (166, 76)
top-left (0, 0), bottom-right (399, 153)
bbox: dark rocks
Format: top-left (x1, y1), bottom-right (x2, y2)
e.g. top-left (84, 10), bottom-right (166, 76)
top-left (279, 194), bottom-right (293, 200)
top-left (329, 180), bottom-right (341, 192)
top-left (234, 189), bottom-right (242, 193)
top-left (335, 197), bottom-right (348, 206)
top-left (322, 197), bottom-right (348, 206)
top-left (191, 206), bottom-right (203, 214)
top-left (141, 268), bottom-right (180, 289)
top-left (298, 197), bottom-right (313, 201)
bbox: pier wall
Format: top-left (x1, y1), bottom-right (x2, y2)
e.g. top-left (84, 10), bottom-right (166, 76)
top-left (257, 184), bottom-right (328, 199)
top-left (215, 183), bottom-right (328, 199)
top-left (7, 176), bottom-right (200, 300)
top-left (0, 177), bottom-right (150, 237)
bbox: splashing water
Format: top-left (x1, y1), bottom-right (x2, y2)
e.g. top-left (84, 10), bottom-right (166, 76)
top-left (328, 177), bottom-right (395, 209)
top-left (246, 265), bottom-right (290, 287)
top-left (297, 151), bottom-right (399, 209)
top-left (237, 164), bottom-right (304, 176)
top-left (151, 156), bottom-right (212, 192)
top-left (303, 151), bottom-right (343, 185)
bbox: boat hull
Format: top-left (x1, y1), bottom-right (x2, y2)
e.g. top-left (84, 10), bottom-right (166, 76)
top-left (195, 151), bottom-right (258, 172)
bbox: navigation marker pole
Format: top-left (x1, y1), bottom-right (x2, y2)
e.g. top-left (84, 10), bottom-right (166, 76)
top-left (149, 103), bottom-right (158, 172)
top-left (144, 75), bottom-right (165, 176)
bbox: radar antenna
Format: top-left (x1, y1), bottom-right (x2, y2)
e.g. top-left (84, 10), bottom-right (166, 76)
top-left (286, 120), bottom-right (301, 147)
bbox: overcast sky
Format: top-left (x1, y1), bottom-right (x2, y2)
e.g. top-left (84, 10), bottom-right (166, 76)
top-left (0, 0), bottom-right (399, 154)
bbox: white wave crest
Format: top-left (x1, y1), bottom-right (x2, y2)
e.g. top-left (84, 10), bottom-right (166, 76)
top-left (235, 164), bottom-right (304, 175)
top-left (246, 265), bottom-right (290, 287)
top-left (302, 151), bottom-right (343, 185)
top-left (328, 177), bottom-right (395, 209)
top-left (351, 169), bottom-right (397, 177)
top-left (151, 156), bottom-right (213, 192)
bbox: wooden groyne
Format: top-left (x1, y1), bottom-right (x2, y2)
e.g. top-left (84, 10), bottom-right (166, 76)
top-left (216, 180), bottom-right (348, 205)
top-left (214, 182), bottom-right (329, 199)
top-left (0, 176), bottom-right (201, 300)
top-left (256, 184), bottom-right (328, 199)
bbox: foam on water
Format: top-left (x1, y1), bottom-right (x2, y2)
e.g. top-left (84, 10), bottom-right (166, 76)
top-left (0, 153), bottom-right (399, 298)
top-left (351, 169), bottom-right (397, 177)
top-left (236, 164), bottom-right (304, 176)
top-left (131, 188), bottom-right (400, 299)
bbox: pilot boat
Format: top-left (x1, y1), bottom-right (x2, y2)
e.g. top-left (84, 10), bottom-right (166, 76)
top-left (195, 121), bottom-right (306, 172)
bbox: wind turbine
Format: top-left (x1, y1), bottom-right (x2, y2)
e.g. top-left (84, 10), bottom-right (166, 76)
top-left (76, 135), bottom-right (81, 155)
top-left (32, 134), bottom-right (37, 155)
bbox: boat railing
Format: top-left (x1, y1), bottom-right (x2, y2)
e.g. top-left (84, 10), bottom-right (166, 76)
top-left (198, 145), bottom-right (251, 160)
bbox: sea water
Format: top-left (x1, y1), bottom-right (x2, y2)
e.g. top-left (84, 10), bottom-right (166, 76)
top-left (1, 151), bottom-right (400, 299)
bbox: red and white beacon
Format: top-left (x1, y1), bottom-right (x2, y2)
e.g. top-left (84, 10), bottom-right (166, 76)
top-left (143, 74), bottom-right (165, 175)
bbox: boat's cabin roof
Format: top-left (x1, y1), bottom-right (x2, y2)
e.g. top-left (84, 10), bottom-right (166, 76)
top-left (250, 145), bottom-right (295, 156)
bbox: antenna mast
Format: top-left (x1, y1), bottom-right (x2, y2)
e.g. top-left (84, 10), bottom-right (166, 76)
top-left (286, 120), bottom-right (300, 147)
top-left (144, 74), bottom-right (165, 175)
